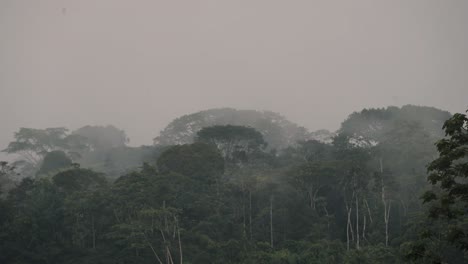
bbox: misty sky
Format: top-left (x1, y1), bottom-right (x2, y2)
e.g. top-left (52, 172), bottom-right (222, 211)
top-left (1, 0), bottom-right (467, 156)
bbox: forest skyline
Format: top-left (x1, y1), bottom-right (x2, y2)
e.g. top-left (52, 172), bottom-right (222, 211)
top-left (1, 0), bottom-right (468, 150)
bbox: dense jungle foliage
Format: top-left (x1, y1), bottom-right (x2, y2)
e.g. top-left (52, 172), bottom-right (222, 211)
top-left (0, 105), bottom-right (467, 264)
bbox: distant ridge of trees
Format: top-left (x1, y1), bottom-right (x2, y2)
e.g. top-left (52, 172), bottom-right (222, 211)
top-left (1, 104), bottom-right (466, 263)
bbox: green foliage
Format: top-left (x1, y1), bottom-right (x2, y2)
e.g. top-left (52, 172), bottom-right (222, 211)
top-left (53, 168), bottom-right (107, 193)
top-left (1, 105), bottom-right (467, 263)
top-left (3, 127), bottom-right (69, 154)
top-left (155, 108), bottom-right (309, 150)
top-left (340, 105), bottom-right (450, 145)
top-left (0, 161), bottom-right (18, 196)
top-left (72, 125), bottom-right (129, 151)
top-left (2, 127), bottom-right (90, 178)
top-left (36, 150), bottom-right (73, 176)
top-left (76, 145), bottom-right (161, 179)
top-left (1, 177), bottom-right (66, 263)
top-left (3, 127), bottom-right (89, 160)
top-left (157, 142), bottom-right (224, 184)
top-left (287, 161), bottom-right (338, 210)
top-left (422, 110), bottom-right (468, 251)
top-left (344, 244), bottom-right (398, 264)
top-left (196, 125), bottom-right (267, 163)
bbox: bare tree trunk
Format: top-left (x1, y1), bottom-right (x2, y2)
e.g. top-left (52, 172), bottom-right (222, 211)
top-left (159, 227), bottom-right (171, 264)
top-left (177, 220), bottom-right (183, 264)
top-left (270, 194), bottom-right (274, 248)
top-left (113, 209), bottom-right (121, 223)
top-left (355, 195), bottom-right (360, 249)
top-left (160, 229), bottom-right (167, 244)
top-left (380, 157), bottom-right (391, 247)
top-left (166, 247), bottom-right (169, 264)
top-left (308, 187), bottom-right (314, 209)
top-left (364, 199), bottom-right (373, 223)
top-left (385, 201), bottom-right (391, 247)
top-left (91, 214), bottom-right (96, 249)
top-left (345, 190), bottom-right (355, 251)
top-left (400, 199), bottom-right (407, 217)
top-left (313, 186), bottom-right (323, 211)
top-left (216, 178), bottom-right (220, 199)
top-left (243, 196), bottom-right (246, 237)
top-left (362, 214), bottom-right (366, 241)
top-left (346, 205), bottom-right (353, 251)
top-left (249, 190), bottom-right (252, 240)
top-left (346, 214), bottom-right (350, 251)
top-left (163, 201), bottom-right (169, 233)
top-left (323, 204), bottom-right (330, 231)
top-left (143, 232), bottom-right (163, 264)
top-left (383, 197), bottom-right (388, 247)
top-left (152, 215), bottom-right (155, 235)
top-left (167, 247), bottom-right (175, 264)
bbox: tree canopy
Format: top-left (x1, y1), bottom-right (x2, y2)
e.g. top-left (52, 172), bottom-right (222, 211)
top-left (154, 108), bottom-right (310, 150)
top-left (196, 125), bottom-right (267, 163)
top-left (1, 105), bottom-right (467, 264)
top-left (72, 125), bottom-right (129, 151)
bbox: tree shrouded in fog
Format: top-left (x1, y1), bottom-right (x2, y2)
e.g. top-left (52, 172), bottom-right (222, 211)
top-left (1, 105), bottom-right (467, 264)
top-left (196, 125), bottom-right (267, 163)
top-left (157, 142), bottom-right (224, 184)
top-left (72, 125), bottom-right (129, 151)
top-left (339, 105), bottom-right (451, 146)
top-left (2, 128), bottom-right (88, 176)
top-left (154, 108), bottom-right (310, 150)
top-left (36, 150), bottom-right (73, 177)
top-left (2, 128), bottom-right (83, 165)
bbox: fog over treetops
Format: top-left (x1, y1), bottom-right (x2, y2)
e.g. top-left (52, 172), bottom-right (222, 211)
top-left (1, 0), bottom-right (467, 153)
top-left (0, 104), bottom-right (452, 179)
top-left (1, 1), bottom-right (468, 263)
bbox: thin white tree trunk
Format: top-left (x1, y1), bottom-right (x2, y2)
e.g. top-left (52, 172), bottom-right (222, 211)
top-left (308, 186), bottom-right (314, 209)
top-left (364, 199), bottom-right (373, 223)
top-left (346, 205), bottom-right (353, 251)
top-left (270, 195), bottom-right (274, 248)
top-left (249, 190), bottom-right (252, 240)
top-left (385, 201), bottom-right (391, 247)
top-left (355, 195), bottom-right (360, 249)
top-left (143, 232), bottom-right (163, 264)
top-left (91, 214), bottom-right (96, 249)
top-left (362, 214), bottom-right (366, 241)
top-left (243, 196), bottom-right (246, 236)
top-left (323, 204), bottom-right (330, 231)
top-left (175, 216), bottom-right (183, 264)
top-left (380, 157), bottom-right (391, 247)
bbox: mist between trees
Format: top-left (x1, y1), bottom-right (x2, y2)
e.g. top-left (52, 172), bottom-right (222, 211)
top-left (0, 105), bottom-right (467, 264)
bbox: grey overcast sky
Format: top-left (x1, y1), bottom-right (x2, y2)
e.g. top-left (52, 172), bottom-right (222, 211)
top-left (1, 0), bottom-right (467, 153)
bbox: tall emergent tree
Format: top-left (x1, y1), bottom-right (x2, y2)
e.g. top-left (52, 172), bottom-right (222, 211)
top-left (2, 127), bottom-right (88, 176)
top-left (72, 125), bottom-right (129, 151)
top-left (0, 161), bottom-right (17, 196)
top-left (422, 110), bottom-right (468, 251)
top-left (195, 125), bottom-right (266, 164)
top-left (2, 128), bottom-right (68, 165)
